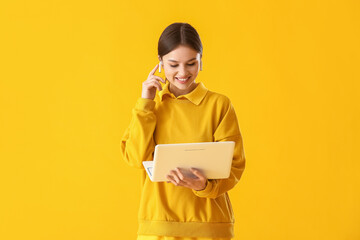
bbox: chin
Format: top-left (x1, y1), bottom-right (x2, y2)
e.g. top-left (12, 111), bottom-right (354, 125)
top-left (178, 83), bottom-right (194, 90)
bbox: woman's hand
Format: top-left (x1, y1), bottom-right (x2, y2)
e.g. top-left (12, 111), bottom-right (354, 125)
top-left (141, 64), bottom-right (166, 100)
top-left (166, 168), bottom-right (208, 191)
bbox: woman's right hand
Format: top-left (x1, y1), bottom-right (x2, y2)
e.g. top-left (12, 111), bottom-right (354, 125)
top-left (141, 64), bottom-right (166, 100)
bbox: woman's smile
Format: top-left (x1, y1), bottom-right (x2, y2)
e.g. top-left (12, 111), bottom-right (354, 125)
top-left (175, 76), bottom-right (191, 84)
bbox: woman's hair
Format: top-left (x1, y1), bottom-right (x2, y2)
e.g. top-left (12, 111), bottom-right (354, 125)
top-left (158, 22), bottom-right (203, 60)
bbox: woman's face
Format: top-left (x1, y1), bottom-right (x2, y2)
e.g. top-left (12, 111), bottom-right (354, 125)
top-left (159, 44), bottom-right (201, 97)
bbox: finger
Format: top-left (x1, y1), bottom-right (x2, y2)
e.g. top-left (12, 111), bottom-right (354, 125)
top-left (148, 75), bottom-right (166, 84)
top-left (145, 78), bottom-right (163, 88)
top-left (190, 168), bottom-right (206, 180)
top-left (170, 170), bottom-right (181, 184)
top-left (144, 80), bottom-right (162, 91)
top-left (154, 76), bottom-right (166, 83)
top-left (166, 174), bottom-right (179, 186)
top-left (148, 64), bottom-right (159, 77)
top-left (166, 174), bottom-right (174, 182)
top-left (175, 168), bottom-right (186, 182)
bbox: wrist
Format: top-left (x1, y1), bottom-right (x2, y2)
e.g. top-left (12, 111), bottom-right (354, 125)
top-left (195, 180), bottom-right (208, 191)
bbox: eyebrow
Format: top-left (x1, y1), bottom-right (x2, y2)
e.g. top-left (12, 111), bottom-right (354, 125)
top-left (168, 57), bottom-right (197, 63)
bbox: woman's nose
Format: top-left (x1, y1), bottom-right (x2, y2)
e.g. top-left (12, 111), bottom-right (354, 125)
top-left (178, 66), bottom-right (187, 76)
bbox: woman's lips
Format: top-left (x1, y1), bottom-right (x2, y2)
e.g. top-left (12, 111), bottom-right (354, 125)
top-left (175, 76), bottom-right (190, 84)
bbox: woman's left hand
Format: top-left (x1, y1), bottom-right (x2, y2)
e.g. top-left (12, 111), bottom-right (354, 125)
top-left (166, 168), bottom-right (208, 191)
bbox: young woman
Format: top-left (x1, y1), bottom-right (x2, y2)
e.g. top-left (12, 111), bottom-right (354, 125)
top-left (120, 22), bottom-right (246, 240)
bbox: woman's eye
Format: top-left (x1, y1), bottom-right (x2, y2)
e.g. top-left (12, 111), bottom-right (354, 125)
top-left (170, 63), bottom-right (195, 68)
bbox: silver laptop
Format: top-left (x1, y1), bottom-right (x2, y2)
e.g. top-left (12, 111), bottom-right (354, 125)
top-left (142, 141), bottom-right (235, 182)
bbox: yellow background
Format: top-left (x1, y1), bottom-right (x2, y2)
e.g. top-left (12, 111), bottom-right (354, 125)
top-left (0, 0), bottom-right (359, 239)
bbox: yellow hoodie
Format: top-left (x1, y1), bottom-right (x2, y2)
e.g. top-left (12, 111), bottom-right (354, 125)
top-left (120, 81), bottom-right (246, 238)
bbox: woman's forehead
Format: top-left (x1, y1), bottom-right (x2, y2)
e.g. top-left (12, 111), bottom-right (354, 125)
top-left (164, 46), bottom-right (200, 62)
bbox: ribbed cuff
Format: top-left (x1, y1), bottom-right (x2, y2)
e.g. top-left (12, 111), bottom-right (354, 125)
top-left (135, 98), bottom-right (156, 112)
top-left (192, 179), bottom-right (214, 198)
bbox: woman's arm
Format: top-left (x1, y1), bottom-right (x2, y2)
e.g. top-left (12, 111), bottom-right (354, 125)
top-left (120, 98), bottom-right (157, 169)
top-left (192, 99), bottom-right (246, 199)
top-left (120, 64), bottom-right (165, 169)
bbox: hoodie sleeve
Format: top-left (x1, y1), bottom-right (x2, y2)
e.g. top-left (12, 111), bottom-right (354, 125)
top-left (192, 99), bottom-right (246, 199)
top-left (120, 98), bottom-right (157, 169)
